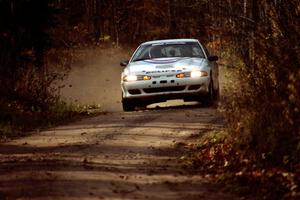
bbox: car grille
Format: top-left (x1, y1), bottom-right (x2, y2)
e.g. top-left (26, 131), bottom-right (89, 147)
top-left (143, 86), bottom-right (185, 93)
top-left (188, 85), bottom-right (201, 90)
top-left (128, 89), bottom-right (142, 95)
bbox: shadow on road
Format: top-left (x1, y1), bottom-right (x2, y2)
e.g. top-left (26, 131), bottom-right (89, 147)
top-left (0, 107), bottom-right (235, 200)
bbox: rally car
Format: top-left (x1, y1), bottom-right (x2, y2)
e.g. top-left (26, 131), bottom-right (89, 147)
top-left (120, 39), bottom-right (219, 111)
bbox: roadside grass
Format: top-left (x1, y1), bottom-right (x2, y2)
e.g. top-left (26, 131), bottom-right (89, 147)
top-left (49, 101), bottom-right (102, 121)
top-left (0, 101), bottom-right (102, 142)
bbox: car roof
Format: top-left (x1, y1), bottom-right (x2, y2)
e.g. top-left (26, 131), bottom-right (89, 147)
top-left (141, 39), bottom-right (199, 46)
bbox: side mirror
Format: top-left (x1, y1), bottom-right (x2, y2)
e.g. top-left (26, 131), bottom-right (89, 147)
top-left (208, 55), bottom-right (218, 62)
top-left (120, 60), bottom-right (129, 67)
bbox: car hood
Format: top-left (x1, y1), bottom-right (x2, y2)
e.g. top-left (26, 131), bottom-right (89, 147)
top-left (125, 57), bottom-right (207, 75)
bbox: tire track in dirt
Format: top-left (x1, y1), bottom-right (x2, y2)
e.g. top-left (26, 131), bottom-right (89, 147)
top-left (0, 107), bottom-right (245, 200)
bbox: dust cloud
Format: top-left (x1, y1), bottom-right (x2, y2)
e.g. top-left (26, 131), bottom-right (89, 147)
top-left (60, 47), bottom-right (132, 112)
top-left (60, 47), bottom-right (225, 112)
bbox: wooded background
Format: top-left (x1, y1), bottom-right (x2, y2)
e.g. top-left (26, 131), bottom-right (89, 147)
top-left (0, 1), bottom-right (299, 198)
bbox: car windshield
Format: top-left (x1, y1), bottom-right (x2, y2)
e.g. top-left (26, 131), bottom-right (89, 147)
top-left (131, 42), bottom-right (205, 62)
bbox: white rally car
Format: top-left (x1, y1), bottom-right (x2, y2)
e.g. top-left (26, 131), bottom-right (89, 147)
top-left (120, 39), bottom-right (219, 111)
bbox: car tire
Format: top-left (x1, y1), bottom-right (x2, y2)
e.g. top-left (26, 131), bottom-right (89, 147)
top-left (122, 98), bottom-right (136, 112)
top-left (201, 81), bottom-right (214, 107)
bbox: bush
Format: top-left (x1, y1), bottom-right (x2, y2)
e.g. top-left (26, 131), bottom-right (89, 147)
top-left (220, 0), bottom-right (300, 166)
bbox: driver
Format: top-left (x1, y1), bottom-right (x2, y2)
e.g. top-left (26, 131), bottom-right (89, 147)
top-left (149, 46), bottom-right (162, 58)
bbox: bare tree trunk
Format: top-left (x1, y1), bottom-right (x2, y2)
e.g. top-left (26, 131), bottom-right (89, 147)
top-left (169, 0), bottom-right (177, 38)
top-left (84, 0), bottom-right (96, 36)
top-left (111, 0), bottom-right (119, 47)
top-left (250, 0), bottom-right (259, 63)
top-left (244, 0), bottom-right (247, 17)
top-left (141, 0), bottom-right (146, 39)
top-left (94, 0), bottom-right (102, 42)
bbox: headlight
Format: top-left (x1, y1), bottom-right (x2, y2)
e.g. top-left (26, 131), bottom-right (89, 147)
top-left (176, 71), bottom-right (208, 78)
top-left (123, 75), bottom-right (137, 82)
top-left (191, 71), bottom-right (208, 78)
top-left (123, 75), bottom-right (151, 82)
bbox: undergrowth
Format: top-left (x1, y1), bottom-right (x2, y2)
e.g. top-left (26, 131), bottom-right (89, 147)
top-left (180, 130), bottom-right (300, 200)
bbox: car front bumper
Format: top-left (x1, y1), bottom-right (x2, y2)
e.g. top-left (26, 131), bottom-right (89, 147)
top-left (121, 75), bottom-right (210, 103)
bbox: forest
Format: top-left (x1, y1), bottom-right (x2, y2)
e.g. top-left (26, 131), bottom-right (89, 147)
top-left (0, 0), bottom-right (299, 199)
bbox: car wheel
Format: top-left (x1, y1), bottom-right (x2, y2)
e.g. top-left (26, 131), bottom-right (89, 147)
top-left (122, 98), bottom-right (136, 112)
top-left (201, 81), bottom-right (214, 107)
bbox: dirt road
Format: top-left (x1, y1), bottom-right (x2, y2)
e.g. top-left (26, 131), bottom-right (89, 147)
top-left (0, 48), bottom-right (242, 199)
top-left (0, 106), bottom-right (243, 200)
